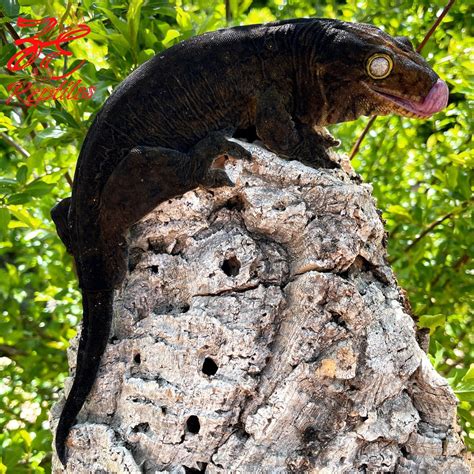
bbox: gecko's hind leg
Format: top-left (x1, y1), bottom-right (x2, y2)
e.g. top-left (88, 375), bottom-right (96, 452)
top-left (98, 134), bottom-right (251, 285)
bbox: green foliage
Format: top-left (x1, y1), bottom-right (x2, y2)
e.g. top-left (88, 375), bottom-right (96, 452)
top-left (0, 0), bottom-right (472, 470)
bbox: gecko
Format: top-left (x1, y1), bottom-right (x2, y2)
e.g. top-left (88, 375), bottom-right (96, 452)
top-left (51, 18), bottom-right (448, 464)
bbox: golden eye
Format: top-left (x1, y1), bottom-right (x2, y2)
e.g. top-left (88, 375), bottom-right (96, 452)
top-left (366, 54), bottom-right (393, 79)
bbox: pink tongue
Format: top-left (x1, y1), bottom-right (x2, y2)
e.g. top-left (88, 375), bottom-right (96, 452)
top-left (414, 79), bottom-right (449, 115)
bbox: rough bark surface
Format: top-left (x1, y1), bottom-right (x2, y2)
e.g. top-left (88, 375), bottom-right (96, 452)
top-left (51, 142), bottom-right (470, 473)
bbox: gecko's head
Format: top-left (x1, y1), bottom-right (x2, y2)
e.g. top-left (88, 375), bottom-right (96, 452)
top-left (315, 21), bottom-right (449, 124)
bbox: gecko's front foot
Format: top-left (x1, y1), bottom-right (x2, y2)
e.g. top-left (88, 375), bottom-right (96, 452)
top-left (201, 168), bottom-right (235, 188)
top-left (291, 127), bottom-right (340, 169)
top-left (191, 131), bottom-right (252, 188)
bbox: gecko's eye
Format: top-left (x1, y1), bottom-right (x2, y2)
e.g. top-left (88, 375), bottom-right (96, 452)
top-left (366, 54), bottom-right (393, 79)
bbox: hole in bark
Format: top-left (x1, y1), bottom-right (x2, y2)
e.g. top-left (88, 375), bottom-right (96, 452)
top-left (133, 353), bottom-right (141, 364)
top-left (131, 422), bottom-right (149, 433)
top-left (272, 203), bottom-right (286, 211)
top-left (161, 406), bottom-right (167, 415)
top-left (339, 269), bottom-right (350, 279)
top-left (150, 265), bottom-right (158, 274)
top-left (110, 336), bottom-right (118, 344)
top-left (202, 357), bottom-right (218, 376)
top-left (183, 463), bottom-right (208, 473)
top-left (186, 415), bottom-right (200, 434)
top-left (221, 256), bottom-right (240, 276)
top-left (303, 426), bottom-right (318, 442)
top-left (329, 312), bottom-right (347, 329)
top-left (223, 195), bottom-right (244, 211)
top-left (154, 303), bottom-right (186, 314)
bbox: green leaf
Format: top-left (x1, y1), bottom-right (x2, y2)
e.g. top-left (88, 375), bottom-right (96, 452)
top-left (418, 314), bottom-right (446, 334)
top-left (428, 341), bottom-right (445, 370)
top-left (127, 0), bottom-right (145, 55)
top-left (0, 0), bottom-right (19, 17)
top-left (35, 128), bottom-right (66, 140)
top-left (237, 0), bottom-right (253, 16)
top-left (138, 48), bottom-right (156, 64)
top-left (454, 381), bottom-right (474, 402)
top-left (19, 429), bottom-right (32, 448)
top-left (176, 6), bottom-right (192, 31)
top-left (8, 192), bottom-right (31, 205)
top-left (16, 165), bottom-right (28, 185)
top-left (387, 204), bottom-right (412, 221)
top-left (0, 177), bottom-right (16, 186)
top-left (99, 7), bottom-right (130, 40)
top-left (0, 208), bottom-right (10, 234)
top-left (8, 206), bottom-right (41, 228)
top-left (50, 109), bottom-right (81, 129)
top-left (0, 43), bottom-right (16, 65)
top-left (162, 29), bottom-right (180, 46)
top-left (462, 365), bottom-right (474, 382)
top-left (68, 40), bottom-right (109, 70)
top-left (24, 181), bottom-right (55, 197)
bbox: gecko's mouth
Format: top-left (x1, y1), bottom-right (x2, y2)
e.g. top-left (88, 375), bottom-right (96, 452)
top-left (373, 79), bottom-right (449, 118)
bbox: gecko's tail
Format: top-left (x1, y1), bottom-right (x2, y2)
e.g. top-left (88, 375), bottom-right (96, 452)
top-left (55, 289), bottom-right (114, 466)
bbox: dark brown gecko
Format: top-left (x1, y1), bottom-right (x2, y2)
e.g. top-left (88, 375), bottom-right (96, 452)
top-left (51, 18), bottom-right (448, 464)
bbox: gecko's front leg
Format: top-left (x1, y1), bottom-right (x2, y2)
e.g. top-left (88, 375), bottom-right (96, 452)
top-left (255, 86), bottom-right (339, 169)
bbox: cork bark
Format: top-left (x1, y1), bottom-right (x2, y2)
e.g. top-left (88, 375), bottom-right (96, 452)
top-left (51, 141), bottom-right (470, 473)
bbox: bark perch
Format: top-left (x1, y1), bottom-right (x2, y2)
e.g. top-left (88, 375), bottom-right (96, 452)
top-left (51, 142), bottom-right (470, 473)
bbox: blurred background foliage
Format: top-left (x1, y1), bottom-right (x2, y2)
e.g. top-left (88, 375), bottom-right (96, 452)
top-left (0, 0), bottom-right (472, 470)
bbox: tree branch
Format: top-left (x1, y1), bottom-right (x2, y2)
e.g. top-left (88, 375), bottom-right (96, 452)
top-left (225, 0), bottom-right (232, 24)
top-left (0, 343), bottom-right (26, 357)
top-left (429, 252), bottom-right (470, 289)
top-left (390, 203), bottom-right (470, 263)
top-left (0, 12), bottom-right (41, 77)
top-left (64, 172), bottom-right (73, 187)
top-left (0, 132), bottom-right (30, 158)
top-left (349, 116), bottom-right (376, 160)
top-left (416, 0), bottom-right (456, 52)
